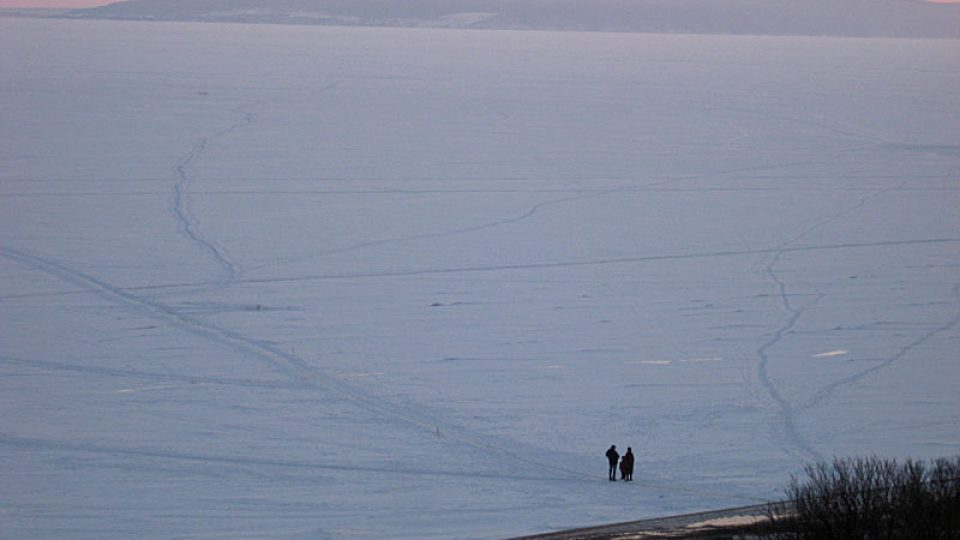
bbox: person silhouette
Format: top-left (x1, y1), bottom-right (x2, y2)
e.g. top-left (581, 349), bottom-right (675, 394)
top-left (621, 447), bottom-right (635, 481)
top-left (605, 445), bottom-right (619, 481)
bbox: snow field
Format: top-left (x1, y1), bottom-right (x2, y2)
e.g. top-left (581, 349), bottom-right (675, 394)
top-left (1, 18), bottom-right (959, 539)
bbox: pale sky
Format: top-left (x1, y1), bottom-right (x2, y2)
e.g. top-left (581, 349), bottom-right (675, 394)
top-left (2, 0), bottom-right (959, 6)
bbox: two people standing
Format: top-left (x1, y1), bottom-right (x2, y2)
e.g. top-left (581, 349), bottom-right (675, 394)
top-left (605, 445), bottom-right (634, 481)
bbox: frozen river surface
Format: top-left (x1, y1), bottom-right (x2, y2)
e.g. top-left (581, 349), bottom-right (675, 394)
top-left (1, 18), bottom-right (958, 539)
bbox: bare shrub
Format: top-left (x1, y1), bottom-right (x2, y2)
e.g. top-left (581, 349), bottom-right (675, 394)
top-left (759, 455), bottom-right (960, 539)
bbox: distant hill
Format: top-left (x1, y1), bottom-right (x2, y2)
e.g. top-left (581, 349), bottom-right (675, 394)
top-left (68, 0), bottom-right (960, 38)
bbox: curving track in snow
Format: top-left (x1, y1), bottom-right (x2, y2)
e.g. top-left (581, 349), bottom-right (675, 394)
top-left (751, 181), bottom-right (958, 462)
top-left (171, 103), bottom-right (257, 286)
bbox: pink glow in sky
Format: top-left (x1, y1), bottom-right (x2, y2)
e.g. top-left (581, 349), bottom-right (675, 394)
top-left (1, 0), bottom-right (958, 7)
top-left (0, 0), bottom-right (115, 7)
top-left (3, 0), bottom-right (960, 5)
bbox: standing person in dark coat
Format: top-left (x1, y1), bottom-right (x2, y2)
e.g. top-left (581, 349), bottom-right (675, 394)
top-left (621, 447), bottom-right (635, 481)
top-left (605, 445), bottom-right (619, 481)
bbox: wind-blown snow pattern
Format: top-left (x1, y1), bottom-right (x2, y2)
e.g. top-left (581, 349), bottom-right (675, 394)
top-left (1, 18), bottom-right (959, 539)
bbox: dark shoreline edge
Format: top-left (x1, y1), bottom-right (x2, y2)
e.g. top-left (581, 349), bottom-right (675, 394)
top-left (508, 503), bottom-right (775, 539)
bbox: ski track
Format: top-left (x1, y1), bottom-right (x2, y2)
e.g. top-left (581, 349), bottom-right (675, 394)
top-left (753, 181), bottom-right (923, 463)
top-left (0, 248), bottom-right (775, 504)
top-left (756, 250), bottom-right (826, 463)
top-left (247, 184), bottom-right (642, 272)
top-left (798, 282), bottom-right (960, 412)
top-left (172, 103), bottom-right (257, 287)
top-left (0, 247), bottom-right (596, 484)
top-left (0, 355), bottom-right (310, 392)
top-left (9, 185), bottom-right (956, 197)
top-left (49, 237), bottom-right (955, 296)
top-left (246, 157), bottom-right (839, 274)
top-left (236, 237), bottom-right (960, 285)
top-left (3, 92), bottom-right (952, 500)
top-left (0, 432), bottom-right (558, 483)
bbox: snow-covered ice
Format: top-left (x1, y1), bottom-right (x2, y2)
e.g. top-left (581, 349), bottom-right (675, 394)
top-left (1, 18), bottom-right (958, 539)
